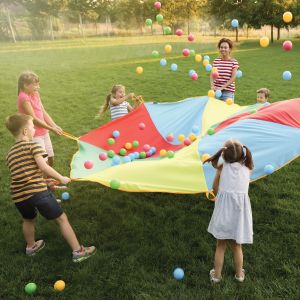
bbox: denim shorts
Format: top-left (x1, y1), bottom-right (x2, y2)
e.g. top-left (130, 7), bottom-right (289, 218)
top-left (15, 189), bottom-right (63, 220)
top-left (219, 90), bottom-right (235, 102)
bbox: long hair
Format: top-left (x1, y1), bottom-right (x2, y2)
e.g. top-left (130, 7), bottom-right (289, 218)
top-left (99, 84), bottom-right (125, 117)
top-left (17, 71), bottom-right (39, 95)
top-left (204, 139), bottom-right (254, 170)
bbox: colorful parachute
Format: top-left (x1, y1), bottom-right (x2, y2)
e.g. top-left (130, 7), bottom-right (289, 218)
top-left (69, 97), bottom-right (300, 194)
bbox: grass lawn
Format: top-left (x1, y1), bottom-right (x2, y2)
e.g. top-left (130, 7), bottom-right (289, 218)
top-left (0, 36), bottom-right (299, 299)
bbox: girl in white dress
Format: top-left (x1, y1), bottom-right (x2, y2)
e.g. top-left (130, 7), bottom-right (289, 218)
top-left (204, 139), bottom-right (254, 283)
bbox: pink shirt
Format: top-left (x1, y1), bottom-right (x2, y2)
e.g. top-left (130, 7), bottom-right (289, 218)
top-left (18, 91), bottom-right (48, 137)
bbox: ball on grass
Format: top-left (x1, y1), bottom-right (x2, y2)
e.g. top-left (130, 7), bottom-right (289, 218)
top-left (25, 283), bottom-right (37, 295)
top-left (173, 268), bottom-right (184, 280)
top-left (54, 280), bottom-right (65, 292)
top-left (61, 192), bottom-right (70, 201)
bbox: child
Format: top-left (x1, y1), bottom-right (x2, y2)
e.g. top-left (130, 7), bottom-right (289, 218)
top-left (256, 88), bottom-right (270, 104)
top-left (5, 113), bottom-right (96, 263)
top-left (204, 139), bottom-right (254, 283)
top-left (99, 84), bottom-right (135, 120)
top-left (18, 71), bottom-right (62, 167)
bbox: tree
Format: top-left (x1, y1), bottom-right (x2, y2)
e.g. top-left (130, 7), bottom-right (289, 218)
top-left (0, 0), bottom-right (17, 42)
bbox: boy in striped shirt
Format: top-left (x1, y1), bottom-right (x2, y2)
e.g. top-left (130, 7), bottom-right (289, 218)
top-left (5, 113), bottom-right (96, 262)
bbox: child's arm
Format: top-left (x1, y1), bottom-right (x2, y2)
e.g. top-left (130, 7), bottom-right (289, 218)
top-left (110, 93), bottom-right (135, 106)
top-left (127, 103), bottom-right (134, 112)
top-left (35, 155), bottom-right (70, 185)
top-left (218, 67), bottom-right (238, 91)
top-left (42, 107), bottom-right (63, 135)
top-left (212, 165), bottom-right (223, 196)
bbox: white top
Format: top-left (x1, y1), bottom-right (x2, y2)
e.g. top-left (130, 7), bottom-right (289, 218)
top-left (109, 100), bottom-right (129, 120)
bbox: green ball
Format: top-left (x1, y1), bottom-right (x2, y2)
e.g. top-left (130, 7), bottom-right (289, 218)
top-left (25, 282), bottom-right (37, 295)
top-left (119, 148), bottom-right (127, 156)
top-left (156, 14), bottom-right (163, 23)
top-left (139, 152), bottom-right (146, 159)
top-left (145, 19), bottom-right (152, 26)
top-left (190, 49), bottom-right (195, 57)
top-left (207, 128), bottom-right (215, 136)
top-left (107, 150), bottom-right (115, 158)
top-left (132, 140), bottom-right (139, 148)
top-left (167, 151), bottom-right (174, 158)
top-left (107, 138), bottom-right (115, 145)
top-left (152, 50), bottom-right (159, 58)
top-left (163, 26), bottom-right (172, 35)
top-left (110, 179), bottom-right (120, 190)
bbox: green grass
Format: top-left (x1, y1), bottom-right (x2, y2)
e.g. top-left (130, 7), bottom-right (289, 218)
top-left (0, 36), bottom-right (299, 299)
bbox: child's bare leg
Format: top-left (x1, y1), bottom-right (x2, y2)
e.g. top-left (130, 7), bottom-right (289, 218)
top-left (23, 219), bottom-right (35, 248)
top-left (214, 239), bottom-right (227, 278)
top-left (55, 213), bottom-right (80, 251)
top-left (231, 241), bottom-right (244, 277)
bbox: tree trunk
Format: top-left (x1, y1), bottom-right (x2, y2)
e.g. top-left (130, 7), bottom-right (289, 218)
top-left (79, 13), bottom-right (84, 37)
top-left (49, 16), bottom-right (54, 40)
top-left (4, 5), bottom-right (16, 43)
top-left (95, 21), bottom-right (98, 35)
top-left (235, 28), bottom-right (238, 42)
top-left (246, 25), bottom-right (249, 39)
top-left (277, 27), bottom-right (280, 40)
top-left (270, 24), bottom-right (274, 42)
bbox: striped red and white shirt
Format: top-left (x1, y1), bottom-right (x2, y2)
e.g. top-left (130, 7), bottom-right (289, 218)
top-left (212, 58), bottom-right (239, 92)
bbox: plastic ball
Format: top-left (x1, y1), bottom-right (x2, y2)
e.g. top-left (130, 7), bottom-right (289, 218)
top-left (212, 71), bottom-right (219, 79)
top-left (203, 55), bottom-right (210, 61)
top-left (282, 71), bottom-right (292, 81)
top-left (191, 125), bottom-right (200, 134)
top-left (25, 283), bottom-right (37, 295)
top-left (207, 128), bottom-right (215, 135)
top-left (107, 137), bottom-right (115, 145)
top-left (170, 63), bottom-right (178, 71)
top-left (188, 33), bottom-right (194, 42)
top-left (156, 14), bottom-right (163, 23)
top-left (99, 152), bottom-right (108, 161)
top-left (166, 134), bottom-right (174, 142)
top-left (191, 73), bottom-right (198, 80)
top-left (189, 69), bottom-right (196, 77)
top-left (260, 37), bottom-right (269, 48)
top-left (107, 150), bottom-right (115, 158)
top-left (54, 280), bottom-right (65, 292)
top-left (160, 58), bottom-right (167, 66)
top-left (136, 66), bottom-right (144, 75)
top-left (195, 54), bottom-right (202, 62)
top-left (189, 49), bottom-right (195, 57)
top-left (205, 64), bottom-right (212, 72)
top-left (183, 138), bottom-right (191, 146)
top-left (283, 11), bottom-right (293, 23)
top-left (208, 90), bottom-right (215, 97)
top-left (119, 148), bottom-right (127, 156)
top-left (178, 134), bottom-right (185, 142)
top-left (189, 133), bottom-right (197, 141)
top-left (123, 156), bottom-right (131, 163)
top-left (154, 1), bottom-right (161, 10)
top-left (112, 130), bottom-right (120, 138)
top-left (164, 26), bottom-right (172, 35)
top-left (175, 29), bottom-right (183, 36)
top-left (226, 98), bottom-right (234, 105)
top-left (146, 151), bottom-right (152, 157)
top-left (282, 40), bottom-right (293, 51)
top-left (145, 19), bottom-right (152, 26)
top-left (125, 142), bottom-right (132, 150)
top-left (164, 44), bottom-right (172, 53)
top-left (112, 155), bottom-right (121, 165)
top-left (151, 50), bottom-right (159, 58)
top-left (132, 140), bottom-right (139, 148)
top-left (150, 146), bottom-right (156, 154)
top-left (215, 89), bottom-right (222, 99)
top-left (231, 19), bottom-right (239, 28)
top-left (138, 122), bottom-right (146, 130)
top-left (134, 152), bottom-right (140, 159)
top-left (143, 144), bottom-right (151, 151)
top-left (110, 179), bottom-right (120, 189)
top-left (173, 268), bottom-right (184, 280)
top-left (236, 70), bottom-right (243, 78)
top-left (212, 67), bottom-right (218, 73)
top-left (167, 150), bottom-right (175, 158)
top-left (84, 160), bottom-right (93, 169)
top-left (203, 59), bottom-right (209, 67)
top-left (264, 164), bottom-right (275, 174)
top-left (202, 153), bottom-right (210, 162)
top-left (160, 149), bottom-right (167, 157)
top-left (182, 49), bottom-right (190, 57)
top-left (139, 152), bottom-right (146, 159)
top-left (61, 192), bottom-right (70, 201)
top-left (129, 153), bottom-right (135, 160)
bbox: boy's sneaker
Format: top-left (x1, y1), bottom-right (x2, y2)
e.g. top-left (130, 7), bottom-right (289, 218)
top-left (234, 269), bottom-right (245, 282)
top-left (26, 240), bottom-right (45, 256)
top-left (209, 269), bottom-right (222, 283)
top-left (56, 199), bottom-right (62, 203)
top-left (72, 245), bottom-right (96, 263)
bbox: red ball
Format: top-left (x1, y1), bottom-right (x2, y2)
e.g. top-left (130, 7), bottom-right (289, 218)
top-left (184, 138), bottom-right (191, 146)
top-left (188, 33), bottom-right (194, 42)
top-left (166, 134), bottom-right (174, 142)
top-left (138, 122), bottom-right (146, 130)
top-left (191, 73), bottom-right (198, 80)
top-left (282, 40), bottom-right (293, 51)
top-left (154, 1), bottom-right (161, 10)
top-left (143, 144), bottom-right (151, 151)
top-left (176, 29), bottom-right (183, 36)
top-left (212, 72), bottom-right (219, 79)
top-left (99, 153), bottom-right (108, 161)
top-left (146, 151), bottom-right (152, 157)
top-left (84, 160), bottom-right (93, 169)
top-left (182, 49), bottom-right (190, 57)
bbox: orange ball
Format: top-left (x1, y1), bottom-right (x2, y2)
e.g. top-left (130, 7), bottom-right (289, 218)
top-left (125, 142), bottom-right (132, 150)
top-left (54, 280), bottom-right (65, 292)
top-left (160, 149), bottom-right (167, 157)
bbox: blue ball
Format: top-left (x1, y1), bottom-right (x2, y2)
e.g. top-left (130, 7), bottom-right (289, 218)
top-left (170, 63), bottom-right (178, 71)
top-left (215, 89), bottom-right (222, 98)
top-left (189, 69), bottom-right (196, 77)
top-left (112, 155), bottom-right (121, 166)
top-left (134, 152), bottom-right (140, 159)
top-left (61, 192), bottom-right (70, 201)
top-left (129, 153), bottom-right (135, 160)
top-left (264, 164), bottom-right (275, 174)
top-left (112, 130), bottom-right (120, 138)
top-left (123, 156), bottom-right (131, 163)
top-left (191, 125), bottom-right (200, 134)
top-left (160, 58), bottom-right (167, 66)
top-left (231, 19), bottom-right (239, 28)
top-left (150, 146), bottom-right (157, 154)
top-left (203, 55), bottom-right (210, 61)
top-left (205, 64), bottom-right (212, 72)
top-left (236, 70), bottom-right (243, 78)
top-left (282, 71), bottom-right (292, 81)
top-left (173, 268), bottom-right (184, 280)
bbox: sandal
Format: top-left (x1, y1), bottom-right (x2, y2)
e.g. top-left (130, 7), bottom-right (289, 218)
top-left (209, 269), bottom-right (221, 283)
top-left (234, 269), bottom-right (245, 282)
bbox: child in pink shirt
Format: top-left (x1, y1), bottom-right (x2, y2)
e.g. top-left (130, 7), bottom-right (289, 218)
top-left (18, 71), bottom-right (62, 167)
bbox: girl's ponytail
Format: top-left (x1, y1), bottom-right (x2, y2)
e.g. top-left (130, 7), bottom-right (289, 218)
top-left (243, 145), bottom-right (254, 170)
top-left (203, 148), bottom-right (224, 169)
top-left (99, 94), bottom-right (111, 117)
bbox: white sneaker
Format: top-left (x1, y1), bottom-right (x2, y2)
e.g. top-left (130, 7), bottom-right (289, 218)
top-left (209, 269), bottom-right (221, 283)
top-left (234, 269), bottom-right (245, 282)
top-left (56, 199), bottom-right (62, 203)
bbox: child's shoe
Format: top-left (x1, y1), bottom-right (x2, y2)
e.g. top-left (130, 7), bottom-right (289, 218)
top-left (234, 269), bottom-right (245, 282)
top-left (209, 269), bottom-right (222, 283)
top-left (72, 245), bottom-right (96, 263)
top-left (26, 240), bottom-right (45, 256)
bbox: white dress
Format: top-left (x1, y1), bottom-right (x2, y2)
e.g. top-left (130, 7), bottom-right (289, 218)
top-left (207, 162), bottom-right (253, 244)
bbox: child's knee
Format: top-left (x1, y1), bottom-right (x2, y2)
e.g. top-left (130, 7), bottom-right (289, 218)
top-left (55, 212), bottom-right (67, 223)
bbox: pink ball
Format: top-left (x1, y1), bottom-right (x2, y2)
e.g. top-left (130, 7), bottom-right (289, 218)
top-left (176, 29), bottom-right (183, 36)
top-left (188, 33), bottom-right (194, 42)
top-left (154, 1), bottom-right (161, 10)
top-left (283, 40), bottom-right (293, 51)
top-left (84, 160), bottom-right (93, 169)
top-left (184, 138), bottom-right (191, 146)
top-left (146, 151), bottom-right (152, 157)
top-left (138, 122), bottom-right (146, 130)
top-left (166, 134), bottom-right (174, 142)
top-left (212, 72), bottom-right (219, 79)
top-left (191, 73), bottom-right (198, 80)
top-left (99, 153), bottom-right (108, 161)
top-left (143, 144), bottom-right (151, 151)
top-left (182, 49), bottom-right (190, 57)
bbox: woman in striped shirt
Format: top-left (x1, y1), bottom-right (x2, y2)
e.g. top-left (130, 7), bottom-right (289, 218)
top-left (99, 84), bottom-right (135, 120)
top-left (210, 38), bottom-right (239, 102)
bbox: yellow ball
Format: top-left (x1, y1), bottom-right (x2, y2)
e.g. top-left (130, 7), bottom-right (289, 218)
top-left (178, 134), bottom-right (185, 142)
top-left (159, 149), bottom-right (167, 157)
top-left (202, 153), bottom-right (210, 162)
top-left (195, 54), bottom-right (202, 62)
top-left (203, 59), bottom-right (209, 67)
top-left (164, 44), bottom-right (172, 53)
top-left (136, 66), bottom-right (144, 74)
top-left (208, 90), bottom-right (215, 98)
top-left (189, 133), bottom-right (197, 141)
top-left (212, 67), bottom-right (218, 73)
top-left (226, 98), bottom-right (233, 105)
top-left (283, 11), bottom-right (293, 23)
top-left (125, 142), bottom-right (132, 150)
top-left (54, 280), bottom-right (65, 292)
top-left (259, 37), bottom-right (269, 48)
